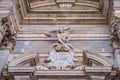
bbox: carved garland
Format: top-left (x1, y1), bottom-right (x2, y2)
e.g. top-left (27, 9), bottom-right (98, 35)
top-left (110, 11), bottom-right (120, 44)
top-left (0, 16), bottom-right (16, 49)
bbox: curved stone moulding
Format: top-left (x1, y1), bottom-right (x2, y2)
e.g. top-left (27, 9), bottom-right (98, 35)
top-left (83, 50), bottom-right (112, 67)
top-left (9, 53), bottom-right (37, 66)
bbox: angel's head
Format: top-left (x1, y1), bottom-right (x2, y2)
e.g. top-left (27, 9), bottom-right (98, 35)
top-left (58, 28), bottom-right (64, 33)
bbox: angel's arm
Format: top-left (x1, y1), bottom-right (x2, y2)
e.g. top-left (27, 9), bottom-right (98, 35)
top-left (44, 31), bottom-right (52, 37)
top-left (64, 27), bottom-right (72, 35)
top-left (44, 30), bottom-right (57, 37)
top-left (57, 34), bottom-right (65, 45)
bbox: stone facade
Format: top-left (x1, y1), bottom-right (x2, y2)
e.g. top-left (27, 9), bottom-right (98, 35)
top-left (0, 0), bottom-right (120, 80)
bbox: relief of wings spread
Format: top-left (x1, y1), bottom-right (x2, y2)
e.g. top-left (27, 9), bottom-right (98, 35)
top-left (44, 27), bottom-right (72, 51)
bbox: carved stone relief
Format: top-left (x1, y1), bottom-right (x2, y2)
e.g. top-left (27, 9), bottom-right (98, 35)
top-left (0, 16), bottom-right (16, 49)
top-left (36, 27), bottom-right (84, 70)
top-left (55, 0), bottom-right (76, 8)
top-left (110, 20), bottom-right (120, 44)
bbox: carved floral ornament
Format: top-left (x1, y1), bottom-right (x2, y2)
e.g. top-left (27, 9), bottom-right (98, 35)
top-left (0, 15), bottom-right (16, 48)
top-left (110, 14), bottom-right (120, 43)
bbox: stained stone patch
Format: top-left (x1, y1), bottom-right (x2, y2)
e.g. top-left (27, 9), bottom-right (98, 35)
top-left (0, 50), bottom-right (9, 73)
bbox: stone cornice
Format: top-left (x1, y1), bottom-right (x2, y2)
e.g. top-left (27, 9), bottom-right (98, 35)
top-left (7, 66), bottom-right (113, 76)
top-left (16, 33), bottom-right (110, 41)
top-left (14, 0), bottom-right (108, 24)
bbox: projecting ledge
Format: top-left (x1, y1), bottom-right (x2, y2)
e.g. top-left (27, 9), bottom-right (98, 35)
top-left (34, 70), bottom-right (86, 76)
top-left (8, 66), bottom-right (86, 76)
top-left (85, 66), bottom-right (113, 76)
top-left (8, 66), bottom-right (114, 76)
top-left (85, 66), bottom-right (112, 73)
top-left (8, 67), bottom-right (35, 72)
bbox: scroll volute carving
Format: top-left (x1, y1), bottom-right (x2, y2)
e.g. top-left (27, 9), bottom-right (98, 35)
top-left (0, 16), bottom-right (16, 48)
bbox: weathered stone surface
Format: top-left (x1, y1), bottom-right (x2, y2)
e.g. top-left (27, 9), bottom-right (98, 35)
top-left (0, 50), bottom-right (9, 73)
top-left (0, 0), bottom-right (120, 80)
top-left (14, 40), bottom-right (112, 53)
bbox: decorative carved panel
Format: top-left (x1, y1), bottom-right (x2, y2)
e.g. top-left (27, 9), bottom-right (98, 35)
top-left (15, 0), bottom-right (107, 24)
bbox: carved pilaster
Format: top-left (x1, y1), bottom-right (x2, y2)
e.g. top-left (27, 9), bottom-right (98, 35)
top-left (109, 8), bottom-right (120, 42)
top-left (110, 20), bottom-right (120, 46)
top-left (110, 1), bottom-right (120, 79)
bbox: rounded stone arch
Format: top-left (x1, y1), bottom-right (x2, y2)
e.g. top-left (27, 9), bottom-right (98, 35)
top-left (83, 50), bottom-right (112, 67)
top-left (9, 53), bottom-right (39, 66)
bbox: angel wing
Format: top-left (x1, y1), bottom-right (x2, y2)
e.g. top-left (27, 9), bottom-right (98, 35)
top-left (44, 30), bottom-right (58, 37)
top-left (44, 27), bottom-right (72, 37)
top-left (64, 27), bottom-right (72, 35)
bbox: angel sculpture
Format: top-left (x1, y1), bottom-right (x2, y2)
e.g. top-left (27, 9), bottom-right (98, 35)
top-left (44, 27), bottom-right (77, 70)
top-left (44, 27), bottom-right (72, 51)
